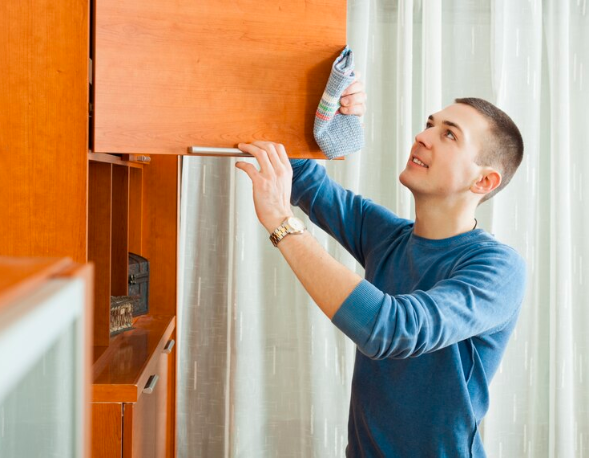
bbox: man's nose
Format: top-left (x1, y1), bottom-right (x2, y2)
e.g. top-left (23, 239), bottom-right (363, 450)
top-left (415, 129), bottom-right (433, 149)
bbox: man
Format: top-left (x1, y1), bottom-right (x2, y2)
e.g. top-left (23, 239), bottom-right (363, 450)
top-left (235, 88), bottom-right (526, 457)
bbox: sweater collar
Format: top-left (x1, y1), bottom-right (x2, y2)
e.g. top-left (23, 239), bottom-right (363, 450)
top-left (409, 227), bottom-right (489, 248)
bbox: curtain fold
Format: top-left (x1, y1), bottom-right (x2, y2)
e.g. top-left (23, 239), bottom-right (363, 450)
top-left (178, 1), bottom-right (589, 456)
top-left (546, 2), bottom-right (575, 457)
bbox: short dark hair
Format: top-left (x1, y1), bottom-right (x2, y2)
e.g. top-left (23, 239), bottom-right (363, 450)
top-left (455, 97), bottom-right (524, 204)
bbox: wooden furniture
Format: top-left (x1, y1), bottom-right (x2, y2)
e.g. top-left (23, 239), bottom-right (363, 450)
top-left (88, 153), bottom-right (178, 457)
top-left (0, 257), bottom-right (93, 458)
top-left (87, 0), bottom-right (344, 448)
top-left (92, 315), bottom-right (176, 458)
top-left (3, 0), bottom-right (347, 456)
top-left (93, 0), bottom-right (347, 158)
top-left (0, 0), bottom-right (88, 263)
top-left (1, 0), bottom-right (179, 455)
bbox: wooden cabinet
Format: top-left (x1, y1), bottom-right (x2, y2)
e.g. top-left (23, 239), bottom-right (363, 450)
top-left (4, 0), bottom-right (348, 456)
top-left (92, 0), bottom-right (347, 158)
top-left (0, 0), bottom-right (88, 263)
top-left (124, 331), bottom-right (174, 458)
top-left (92, 316), bottom-right (176, 458)
top-left (88, 153), bottom-right (178, 457)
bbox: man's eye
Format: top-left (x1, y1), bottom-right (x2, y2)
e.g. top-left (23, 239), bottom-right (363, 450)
top-left (445, 130), bottom-right (456, 140)
top-left (425, 122), bottom-right (433, 129)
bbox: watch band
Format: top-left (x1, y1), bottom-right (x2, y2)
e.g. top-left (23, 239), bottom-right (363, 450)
top-left (269, 225), bottom-right (291, 247)
top-left (269, 217), bottom-right (306, 247)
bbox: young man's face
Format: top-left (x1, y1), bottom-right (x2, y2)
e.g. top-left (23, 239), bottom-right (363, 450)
top-left (399, 103), bottom-right (490, 203)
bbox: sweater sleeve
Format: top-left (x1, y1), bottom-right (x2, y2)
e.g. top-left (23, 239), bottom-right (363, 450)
top-left (290, 159), bottom-right (410, 266)
top-left (331, 244), bottom-right (527, 359)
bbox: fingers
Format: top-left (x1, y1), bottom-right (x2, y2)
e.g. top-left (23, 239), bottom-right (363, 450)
top-left (235, 160), bottom-right (259, 181)
top-left (272, 142), bottom-right (291, 168)
top-left (237, 141), bottom-right (291, 174)
top-left (340, 91), bottom-right (367, 116)
top-left (340, 77), bottom-right (366, 116)
top-left (341, 102), bottom-right (366, 116)
top-left (252, 141), bottom-right (284, 173)
top-left (238, 142), bottom-right (272, 173)
top-left (341, 79), bottom-right (364, 97)
top-left (340, 90), bottom-right (367, 107)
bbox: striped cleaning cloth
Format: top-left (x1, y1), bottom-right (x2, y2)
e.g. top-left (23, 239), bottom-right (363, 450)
top-left (314, 46), bottom-right (364, 159)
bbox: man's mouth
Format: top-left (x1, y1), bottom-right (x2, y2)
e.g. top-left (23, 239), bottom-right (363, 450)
top-left (411, 156), bottom-right (429, 168)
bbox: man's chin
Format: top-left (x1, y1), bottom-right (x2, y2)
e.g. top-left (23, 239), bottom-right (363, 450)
top-left (398, 169), bottom-right (412, 189)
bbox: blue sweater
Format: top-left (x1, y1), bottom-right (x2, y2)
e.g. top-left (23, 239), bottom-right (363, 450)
top-left (290, 160), bottom-right (527, 458)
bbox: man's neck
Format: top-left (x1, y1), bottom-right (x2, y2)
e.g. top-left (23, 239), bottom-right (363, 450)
top-left (412, 197), bottom-right (478, 240)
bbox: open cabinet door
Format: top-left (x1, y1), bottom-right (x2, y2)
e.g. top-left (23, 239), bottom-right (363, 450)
top-left (93, 0), bottom-right (347, 158)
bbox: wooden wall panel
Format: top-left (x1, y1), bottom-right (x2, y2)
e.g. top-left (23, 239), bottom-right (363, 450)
top-left (128, 168), bottom-right (143, 255)
top-left (142, 156), bottom-right (178, 317)
top-left (111, 165), bottom-right (129, 296)
top-left (94, 0), bottom-right (346, 157)
top-left (89, 162), bottom-right (112, 347)
top-left (0, 0), bottom-right (88, 262)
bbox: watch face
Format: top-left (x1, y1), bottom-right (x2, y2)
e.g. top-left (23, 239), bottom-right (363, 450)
top-left (287, 217), bottom-right (305, 232)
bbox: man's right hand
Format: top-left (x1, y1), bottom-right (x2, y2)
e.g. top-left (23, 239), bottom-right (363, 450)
top-left (235, 141), bottom-right (294, 235)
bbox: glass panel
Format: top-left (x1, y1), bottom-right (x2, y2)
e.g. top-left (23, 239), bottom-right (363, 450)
top-left (0, 323), bottom-right (77, 458)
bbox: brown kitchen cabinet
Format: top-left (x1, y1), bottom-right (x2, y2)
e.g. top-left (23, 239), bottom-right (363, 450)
top-left (4, 0), bottom-right (347, 456)
top-left (92, 315), bottom-right (176, 458)
top-left (88, 153), bottom-right (179, 457)
top-left (92, 0), bottom-right (347, 158)
top-left (5, 0), bottom-right (178, 456)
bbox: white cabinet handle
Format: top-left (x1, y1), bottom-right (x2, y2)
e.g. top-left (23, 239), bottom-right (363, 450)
top-left (143, 375), bottom-right (159, 394)
top-left (188, 146), bottom-right (253, 157)
top-left (163, 339), bottom-right (175, 354)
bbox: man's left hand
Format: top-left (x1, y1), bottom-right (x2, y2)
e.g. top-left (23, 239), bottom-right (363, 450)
top-left (338, 75), bottom-right (367, 116)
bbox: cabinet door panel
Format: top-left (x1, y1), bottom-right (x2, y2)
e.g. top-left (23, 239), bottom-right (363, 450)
top-left (92, 403), bottom-right (123, 458)
top-left (94, 0), bottom-right (346, 158)
top-left (123, 353), bottom-right (169, 458)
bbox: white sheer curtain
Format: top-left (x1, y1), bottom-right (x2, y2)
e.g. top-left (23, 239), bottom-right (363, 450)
top-left (178, 1), bottom-right (589, 457)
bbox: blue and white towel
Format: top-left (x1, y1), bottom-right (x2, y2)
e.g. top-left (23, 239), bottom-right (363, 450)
top-left (314, 46), bottom-right (364, 159)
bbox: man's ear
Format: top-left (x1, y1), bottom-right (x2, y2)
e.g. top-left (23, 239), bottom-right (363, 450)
top-left (471, 169), bottom-right (502, 197)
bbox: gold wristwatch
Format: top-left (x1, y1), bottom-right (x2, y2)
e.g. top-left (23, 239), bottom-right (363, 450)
top-left (269, 216), bottom-right (306, 247)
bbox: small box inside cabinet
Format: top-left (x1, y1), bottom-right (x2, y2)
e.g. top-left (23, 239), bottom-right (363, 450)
top-left (128, 253), bottom-right (149, 316)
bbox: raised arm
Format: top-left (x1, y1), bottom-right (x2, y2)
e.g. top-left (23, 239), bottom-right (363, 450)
top-left (289, 159), bottom-right (410, 266)
top-left (235, 141), bottom-right (363, 319)
top-left (235, 142), bottom-right (526, 347)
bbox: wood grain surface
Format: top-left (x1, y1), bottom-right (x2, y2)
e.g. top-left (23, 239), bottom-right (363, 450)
top-left (128, 168), bottom-right (143, 256)
top-left (123, 352), bottom-right (169, 458)
top-left (92, 315), bottom-right (175, 403)
top-left (88, 162), bottom-right (113, 347)
top-left (0, 0), bottom-right (88, 261)
top-left (91, 403), bottom-right (123, 458)
top-left (111, 165), bottom-right (130, 297)
top-left (93, 0), bottom-right (347, 157)
top-left (0, 256), bottom-right (72, 313)
top-left (141, 155), bottom-right (178, 317)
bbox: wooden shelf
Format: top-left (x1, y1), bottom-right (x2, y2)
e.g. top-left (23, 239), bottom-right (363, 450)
top-left (88, 159), bottom-right (146, 346)
top-left (88, 152), bottom-right (145, 169)
top-left (92, 314), bottom-right (175, 403)
top-left (87, 151), bottom-right (178, 457)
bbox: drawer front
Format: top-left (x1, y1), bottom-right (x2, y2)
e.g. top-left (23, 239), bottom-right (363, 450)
top-left (124, 351), bottom-right (170, 458)
top-left (94, 0), bottom-right (346, 158)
